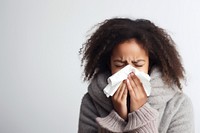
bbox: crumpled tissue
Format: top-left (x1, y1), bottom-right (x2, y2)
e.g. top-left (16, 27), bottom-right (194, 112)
top-left (103, 65), bottom-right (151, 97)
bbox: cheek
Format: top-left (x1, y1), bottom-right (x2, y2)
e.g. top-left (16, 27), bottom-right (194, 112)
top-left (110, 64), bottom-right (119, 74)
top-left (139, 61), bottom-right (149, 74)
top-left (137, 66), bottom-right (148, 74)
top-left (110, 61), bottom-right (123, 74)
top-left (111, 68), bottom-right (121, 74)
top-left (134, 59), bottom-right (149, 74)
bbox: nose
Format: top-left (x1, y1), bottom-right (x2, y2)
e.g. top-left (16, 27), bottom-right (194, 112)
top-left (126, 61), bottom-right (138, 68)
top-left (127, 61), bottom-right (133, 66)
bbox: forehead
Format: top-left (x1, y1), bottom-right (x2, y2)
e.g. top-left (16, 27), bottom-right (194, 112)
top-left (112, 39), bottom-right (148, 58)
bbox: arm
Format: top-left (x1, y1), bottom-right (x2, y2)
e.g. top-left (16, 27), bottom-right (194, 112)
top-left (78, 93), bottom-right (127, 133)
top-left (78, 93), bottom-right (99, 133)
top-left (167, 95), bottom-right (194, 133)
top-left (96, 110), bottom-right (127, 132)
top-left (124, 72), bottom-right (159, 133)
top-left (124, 102), bottom-right (159, 133)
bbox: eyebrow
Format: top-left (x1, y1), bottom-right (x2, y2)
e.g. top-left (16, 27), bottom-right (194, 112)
top-left (113, 60), bottom-right (126, 63)
top-left (113, 59), bottom-right (145, 63)
top-left (132, 59), bottom-right (145, 63)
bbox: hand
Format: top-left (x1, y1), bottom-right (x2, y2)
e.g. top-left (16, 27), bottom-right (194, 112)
top-left (126, 72), bottom-right (147, 112)
top-left (111, 81), bottom-right (128, 120)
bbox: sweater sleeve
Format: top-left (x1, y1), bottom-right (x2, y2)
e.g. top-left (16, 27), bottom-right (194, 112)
top-left (78, 93), bottom-right (126, 133)
top-left (124, 103), bottom-right (159, 133)
top-left (96, 110), bottom-right (127, 132)
top-left (97, 102), bottom-right (159, 133)
top-left (167, 94), bottom-right (194, 133)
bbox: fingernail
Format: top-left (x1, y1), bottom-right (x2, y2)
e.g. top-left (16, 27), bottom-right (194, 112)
top-left (127, 78), bottom-right (130, 83)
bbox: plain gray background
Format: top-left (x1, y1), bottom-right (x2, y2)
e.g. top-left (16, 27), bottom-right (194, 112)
top-left (0, 0), bottom-right (200, 133)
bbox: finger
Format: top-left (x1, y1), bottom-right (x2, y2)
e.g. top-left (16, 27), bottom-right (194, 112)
top-left (121, 85), bottom-right (128, 100)
top-left (127, 73), bottom-right (138, 95)
top-left (118, 81), bottom-right (126, 99)
top-left (126, 78), bottom-right (136, 97)
top-left (130, 72), bottom-right (145, 94)
top-left (113, 82), bottom-right (123, 98)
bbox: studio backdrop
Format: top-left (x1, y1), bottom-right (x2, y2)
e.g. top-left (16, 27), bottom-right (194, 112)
top-left (0, 0), bottom-right (199, 133)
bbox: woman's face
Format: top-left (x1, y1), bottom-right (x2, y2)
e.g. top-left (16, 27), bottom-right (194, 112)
top-left (110, 38), bottom-right (149, 74)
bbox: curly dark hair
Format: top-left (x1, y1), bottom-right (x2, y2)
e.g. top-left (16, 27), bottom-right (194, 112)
top-left (79, 18), bottom-right (185, 89)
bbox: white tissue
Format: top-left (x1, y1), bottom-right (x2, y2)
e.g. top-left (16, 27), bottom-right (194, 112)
top-left (103, 65), bottom-right (151, 97)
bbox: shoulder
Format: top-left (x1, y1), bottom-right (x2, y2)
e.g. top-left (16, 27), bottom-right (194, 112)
top-left (80, 93), bottom-right (95, 109)
top-left (169, 91), bottom-right (193, 115)
top-left (180, 93), bottom-right (193, 107)
top-left (80, 93), bottom-right (99, 114)
top-left (81, 93), bottom-right (92, 103)
top-left (177, 92), bottom-right (193, 112)
top-left (78, 93), bottom-right (99, 132)
top-left (173, 92), bottom-right (193, 107)
top-left (166, 92), bottom-right (194, 132)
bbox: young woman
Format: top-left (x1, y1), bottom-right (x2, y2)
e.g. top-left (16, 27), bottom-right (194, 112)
top-left (78, 18), bottom-right (194, 133)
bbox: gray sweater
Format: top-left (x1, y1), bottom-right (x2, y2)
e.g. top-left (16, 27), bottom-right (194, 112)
top-left (78, 68), bottom-right (194, 133)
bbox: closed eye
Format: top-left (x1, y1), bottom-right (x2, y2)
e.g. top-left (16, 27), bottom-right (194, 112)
top-left (132, 60), bottom-right (145, 67)
top-left (134, 64), bottom-right (143, 67)
top-left (115, 64), bottom-right (126, 67)
top-left (113, 60), bottom-right (127, 67)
